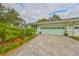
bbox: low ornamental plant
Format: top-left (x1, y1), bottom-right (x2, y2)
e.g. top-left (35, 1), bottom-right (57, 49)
top-left (64, 32), bottom-right (68, 36)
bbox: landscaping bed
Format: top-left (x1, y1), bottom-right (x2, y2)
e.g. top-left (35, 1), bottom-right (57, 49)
top-left (0, 35), bottom-right (36, 55)
top-left (0, 39), bottom-right (24, 55)
top-left (64, 32), bottom-right (79, 41)
top-left (0, 23), bottom-right (36, 55)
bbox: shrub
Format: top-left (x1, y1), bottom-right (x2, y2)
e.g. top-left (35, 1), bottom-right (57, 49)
top-left (64, 32), bottom-right (68, 36)
top-left (0, 23), bottom-right (22, 42)
top-left (0, 23), bottom-right (36, 42)
top-left (39, 32), bottom-right (42, 34)
top-left (24, 28), bottom-right (36, 36)
top-left (70, 36), bottom-right (79, 41)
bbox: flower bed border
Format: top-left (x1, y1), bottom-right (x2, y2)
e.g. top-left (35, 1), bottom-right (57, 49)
top-left (0, 35), bottom-right (36, 56)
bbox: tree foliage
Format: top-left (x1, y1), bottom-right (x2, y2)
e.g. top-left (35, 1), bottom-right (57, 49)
top-left (0, 3), bottom-right (24, 27)
top-left (49, 14), bottom-right (61, 21)
top-left (0, 3), bottom-right (7, 21)
top-left (37, 18), bottom-right (49, 23)
top-left (37, 15), bottom-right (61, 23)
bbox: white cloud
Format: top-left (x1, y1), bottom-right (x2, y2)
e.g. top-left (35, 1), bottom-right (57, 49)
top-left (3, 3), bottom-right (79, 23)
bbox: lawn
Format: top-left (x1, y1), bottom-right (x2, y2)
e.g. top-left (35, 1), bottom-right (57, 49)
top-left (69, 36), bottom-right (79, 41)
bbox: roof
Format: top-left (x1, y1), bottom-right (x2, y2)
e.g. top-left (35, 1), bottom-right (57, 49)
top-left (29, 18), bottom-right (79, 25)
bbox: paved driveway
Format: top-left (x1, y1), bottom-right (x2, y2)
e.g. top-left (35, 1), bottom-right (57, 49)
top-left (9, 34), bottom-right (79, 56)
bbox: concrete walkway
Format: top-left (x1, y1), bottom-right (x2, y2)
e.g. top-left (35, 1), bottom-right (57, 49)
top-left (9, 34), bottom-right (79, 56)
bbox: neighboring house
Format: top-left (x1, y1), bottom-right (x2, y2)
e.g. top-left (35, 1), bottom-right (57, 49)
top-left (30, 18), bottom-right (79, 36)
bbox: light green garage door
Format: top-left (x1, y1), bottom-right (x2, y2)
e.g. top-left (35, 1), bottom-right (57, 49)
top-left (38, 26), bottom-right (65, 35)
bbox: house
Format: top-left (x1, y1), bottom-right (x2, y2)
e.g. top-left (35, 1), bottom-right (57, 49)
top-left (30, 18), bottom-right (79, 36)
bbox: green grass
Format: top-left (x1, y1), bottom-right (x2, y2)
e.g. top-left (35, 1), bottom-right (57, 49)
top-left (69, 36), bottom-right (79, 41)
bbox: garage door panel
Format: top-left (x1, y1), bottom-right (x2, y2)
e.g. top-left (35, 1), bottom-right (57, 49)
top-left (40, 29), bottom-right (65, 35)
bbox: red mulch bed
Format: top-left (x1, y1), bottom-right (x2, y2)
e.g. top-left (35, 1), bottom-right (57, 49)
top-left (0, 41), bottom-right (6, 46)
top-left (0, 38), bottom-right (23, 46)
top-left (10, 38), bottom-right (23, 42)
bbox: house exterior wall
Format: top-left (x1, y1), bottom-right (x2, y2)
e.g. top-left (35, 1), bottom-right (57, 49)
top-left (30, 20), bottom-right (79, 36)
top-left (66, 25), bottom-right (74, 36)
top-left (74, 24), bottom-right (79, 36)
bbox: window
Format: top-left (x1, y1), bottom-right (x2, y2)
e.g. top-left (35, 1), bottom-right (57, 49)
top-left (54, 27), bottom-right (57, 29)
top-left (51, 27), bottom-right (53, 29)
top-left (41, 27), bottom-right (43, 29)
top-left (45, 27), bottom-right (47, 29)
top-left (75, 27), bottom-right (79, 29)
top-left (41, 27), bottom-right (45, 29)
top-left (58, 27), bottom-right (60, 29)
top-left (44, 27), bottom-right (45, 29)
top-left (61, 27), bottom-right (64, 29)
top-left (46, 27), bottom-right (50, 29)
top-left (41, 26), bottom-right (64, 29)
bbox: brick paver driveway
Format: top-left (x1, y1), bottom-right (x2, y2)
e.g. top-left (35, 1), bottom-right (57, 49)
top-left (9, 34), bottom-right (79, 56)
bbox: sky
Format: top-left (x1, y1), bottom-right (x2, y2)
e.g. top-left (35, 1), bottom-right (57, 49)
top-left (3, 3), bottom-right (79, 23)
